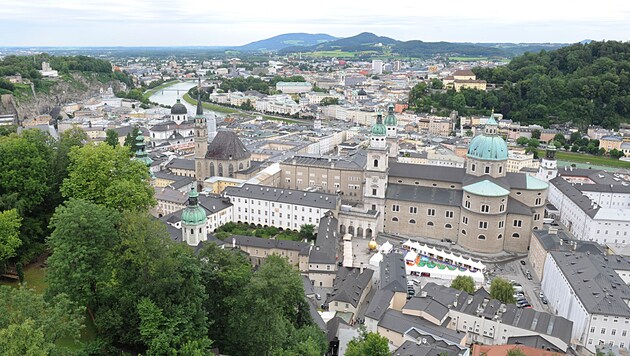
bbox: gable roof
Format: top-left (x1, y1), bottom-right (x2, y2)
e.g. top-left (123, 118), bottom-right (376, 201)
top-left (328, 267), bottom-right (374, 308)
top-left (205, 130), bottom-right (251, 160)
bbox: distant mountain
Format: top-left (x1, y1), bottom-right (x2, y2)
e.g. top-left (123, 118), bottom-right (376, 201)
top-left (233, 33), bottom-right (338, 51)
top-left (278, 32), bottom-right (571, 58)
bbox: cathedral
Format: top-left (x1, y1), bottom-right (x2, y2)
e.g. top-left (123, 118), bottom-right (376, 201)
top-left (279, 106), bottom-right (549, 254)
top-left (193, 96), bottom-right (251, 188)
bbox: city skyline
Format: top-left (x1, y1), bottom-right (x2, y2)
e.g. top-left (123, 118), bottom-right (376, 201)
top-left (1, 0), bottom-right (629, 46)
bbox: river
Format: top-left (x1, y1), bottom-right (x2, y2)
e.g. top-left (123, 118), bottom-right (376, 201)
top-left (148, 81), bottom-right (197, 109)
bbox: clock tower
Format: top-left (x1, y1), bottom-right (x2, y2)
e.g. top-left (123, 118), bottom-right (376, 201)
top-left (363, 110), bottom-right (388, 235)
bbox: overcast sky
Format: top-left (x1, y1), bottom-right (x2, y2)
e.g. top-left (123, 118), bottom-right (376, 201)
top-left (1, 0), bottom-right (629, 46)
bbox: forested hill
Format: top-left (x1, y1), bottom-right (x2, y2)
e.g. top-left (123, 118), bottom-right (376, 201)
top-left (410, 41), bottom-right (630, 129)
top-left (473, 41), bottom-right (630, 128)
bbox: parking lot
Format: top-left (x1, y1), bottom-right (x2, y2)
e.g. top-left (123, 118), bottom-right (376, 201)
top-left (486, 257), bottom-right (551, 313)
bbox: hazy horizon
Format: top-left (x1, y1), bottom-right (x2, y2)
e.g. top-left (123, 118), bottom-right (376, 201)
top-left (1, 0), bottom-right (629, 47)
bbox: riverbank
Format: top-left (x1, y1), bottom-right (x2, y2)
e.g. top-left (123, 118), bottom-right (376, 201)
top-left (142, 79), bottom-right (180, 101)
top-left (182, 93), bottom-right (302, 124)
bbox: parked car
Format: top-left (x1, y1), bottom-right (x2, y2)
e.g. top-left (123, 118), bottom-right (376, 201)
top-left (539, 292), bottom-right (545, 298)
top-left (315, 293), bottom-right (321, 301)
top-left (541, 297), bottom-right (548, 304)
top-left (520, 260), bottom-right (526, 266)
top-left (527, 274), bottom-right (533, 281)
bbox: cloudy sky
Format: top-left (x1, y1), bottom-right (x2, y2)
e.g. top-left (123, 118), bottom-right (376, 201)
top-left (1, 0), bottom-right (629, 46)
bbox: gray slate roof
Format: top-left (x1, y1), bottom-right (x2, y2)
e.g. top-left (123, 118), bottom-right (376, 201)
top-left (532, 229), bottom-right (605, 255)
top-left (506, 198), bottom-right (532, 216)
top-left (386, 184), bottom-right (462, 207)
top-left (549, 177), bottom-right (600, 218)
top-left (283, 150), bottom-right (367, 171)
top-left (165, 158), bottom-right (195, 171)
top-left (379, 253), bottom-right (408, 292)
top-left (364, 289), bottom-right (394, 321)
top-left (309, 213), bottom-right (339, 265)
top-left (328, 267), bottom-right (374, 308)
top-left (550, 251), bottom-right (630, 318)
top-left (225, 184), bottom-right (339, 210)
top-left (392, 340), bottom-right (463, 356)
top-left (378, 309), bottom-right (464, 344)
top-left (206, 130), bottom-right (251, 160)
top-left (389, 162), bottom-right (466, 183)
top-left (402, 296), bottom-right (450, 321)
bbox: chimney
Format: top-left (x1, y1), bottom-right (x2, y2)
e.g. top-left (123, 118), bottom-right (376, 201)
top-left (232, 238), bottom-right (236, 248)
top-left (360, 262), bottom-right (364, 273)
top-left (549, 226), bottom-right (558, 235)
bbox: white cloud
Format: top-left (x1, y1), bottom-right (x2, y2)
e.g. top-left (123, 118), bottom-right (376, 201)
top-left (0, 0), bottom-right (629, 45)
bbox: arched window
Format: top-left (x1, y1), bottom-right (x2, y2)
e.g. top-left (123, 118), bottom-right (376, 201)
top-left (465, 201), bottom-right (471, 209)
top-left (373, 159), bottom-right (379, 168)
top-left (499, 204), bottom-right (505, 212)
top-left (228, 164), bottom-right (234, 178)
top-left (512, 233), bottom-right (520, 238)
top-left (218, 163), bottom-right (223, 176)
top-left (239, 162), bottom-right (244, 170)
top-left (471, 164), bottom-right (476, 171)
top-left (535, 198), bottom-right (542, 205)
top-left (209, 162), bottom-right (215, 177)
top-left (478, 235), bottom-right (486, 240)
top-left (392, 217), bottom-right (399, 222)
top-left (445, 224), bottom-right (452, 229)
top-left (425, 221), bottom-right (432, 226)
top-left (499, 166), bottom-right (503, 174)
top-left (498, 234), bottom-right (503, 239)
top-left (190, 229), bottom-right (193, 234)
top-left (461, 229), bottom-right (467, 235)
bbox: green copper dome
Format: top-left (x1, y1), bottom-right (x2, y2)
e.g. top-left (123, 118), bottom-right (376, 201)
top-left (384, 104), bottom-right (397, 126)
top-left (181, 188), bottom-right (207, 225)
top-left (467, 135), bottom-right (508, 161)
top-left (371, 112), bottom-right (386, 136)
top-left (466, 113), bottom-right (507, 161)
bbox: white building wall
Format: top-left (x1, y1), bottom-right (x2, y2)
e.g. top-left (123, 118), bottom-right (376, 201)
top-left (586, 314), bottom-right (630, 352)
top-left (227, 194), bottom-right (328, 230)
top-left (541, 253), bottom-right (589, 345)
top-left (582, 191), bottom-right (630, 209)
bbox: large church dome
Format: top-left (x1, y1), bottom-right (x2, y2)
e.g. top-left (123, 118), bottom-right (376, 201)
top-left (171, 99), bottom-right (187, 115)
top-left (466, 115), bottom-right (508, 161)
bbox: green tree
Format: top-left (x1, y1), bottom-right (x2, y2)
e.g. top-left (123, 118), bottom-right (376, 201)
top-left (465, 129), bottom-right (473, 137)
top-left (227, 255), bottom-right (312, 355)
top-left (450, 275), bottom-right (475, 294)
top-left (430, 78), bottom-right (444, 89)
top-left (320, 97), bottom-right (339, 106)
top-left (490, 277), bottom-right (515, 304)
top-left (104, 129), bottom-right (119, 148)
top-left (0, 286), bottom-right (84, 353)
top-left (345, 327), bottom-right (389, 356)
top-left (0, 209), bottom-right (21, 263)
top-left (553, 133), bottom-right (566, 145)
top-left (0, 125), bottom-right (16, 137)
top-left (96, 212), bottom-right (209, 350)
top-left (531, 129), bottom-right (541, 139)
top-left (507, 347), bottom-right (527, 356)
top-left (61, 143), bottom-right (155, 212)
top-left (299, 224), bottom-right (316, 241)
top-left (516, 136), bottom-right (529, 146)
top-left (198, 243), bottom-right (253, 351)
top-left (124, 127), bottom-right (141, 148)
top-left (569, 131), bottom-right (582, 144)
top-left (240, 99), bottom-right (254, 111)
top-left (46, 199), bottom-right (119, 311)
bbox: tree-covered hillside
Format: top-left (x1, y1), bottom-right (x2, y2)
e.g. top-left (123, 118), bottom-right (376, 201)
top-left (0, 53), bottom-right (132, 94)
top-left (409, 41), bottom-right (630, 129)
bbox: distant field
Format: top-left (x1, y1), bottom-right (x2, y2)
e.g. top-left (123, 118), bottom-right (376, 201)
top-left (538, 150), bottom-right (630, 169)
top-left (309, 50), bottom-right (356, 58)
top-left (448, 56), bottom-right (490, 61)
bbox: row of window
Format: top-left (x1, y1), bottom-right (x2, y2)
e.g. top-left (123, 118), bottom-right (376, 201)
top-left (460, 230), bottom-right (519, 239)
top-left (391, 205), bottom-right (454, 218)
top-left (470, 163), bottom-right (503, 175)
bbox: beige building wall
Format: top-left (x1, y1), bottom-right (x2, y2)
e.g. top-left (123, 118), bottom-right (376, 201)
top-left (383, 200), bottom-right (460, 240)
top-left (279, 163), bottom-right (364, 202)
top-left (528, 234), bottom-right (547, 281)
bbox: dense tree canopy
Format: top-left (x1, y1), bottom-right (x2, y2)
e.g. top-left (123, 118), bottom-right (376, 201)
top-left (61, 143), bottom-right (155, 212)
top-left (0, 286), bottom-right (84, 355)
top-left (409, 41), bottom-right (630, 129)
top-left (345, 328), bottom-right (390, 356)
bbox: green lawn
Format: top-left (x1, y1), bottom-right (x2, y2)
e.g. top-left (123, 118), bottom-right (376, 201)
top-left (183, 93), bottom-right (302, 124)
top-left (540, 150), bottom-right (630, 169)
top-left (143, 79), bottom-right (179, 100)
top-left (0, 263), bottom-right (96, 350)
top-left (309, 50), bottom-right (356, 58)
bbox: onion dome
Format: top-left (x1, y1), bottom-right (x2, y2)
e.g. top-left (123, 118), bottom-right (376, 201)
top-left (171, 99), bottom-right (187, 115)
top-left (181, 188), bottom-right (207, 225)
top-left (371, 112), bottom-right (386, 136)
top-left (384, 104), bottom-right (397, 126)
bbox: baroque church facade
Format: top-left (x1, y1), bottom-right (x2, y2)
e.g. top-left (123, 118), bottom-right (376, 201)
top-left (279, 106), bottom-right (548, 254)
top-left (193, 96), bottom-right (251, 188)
